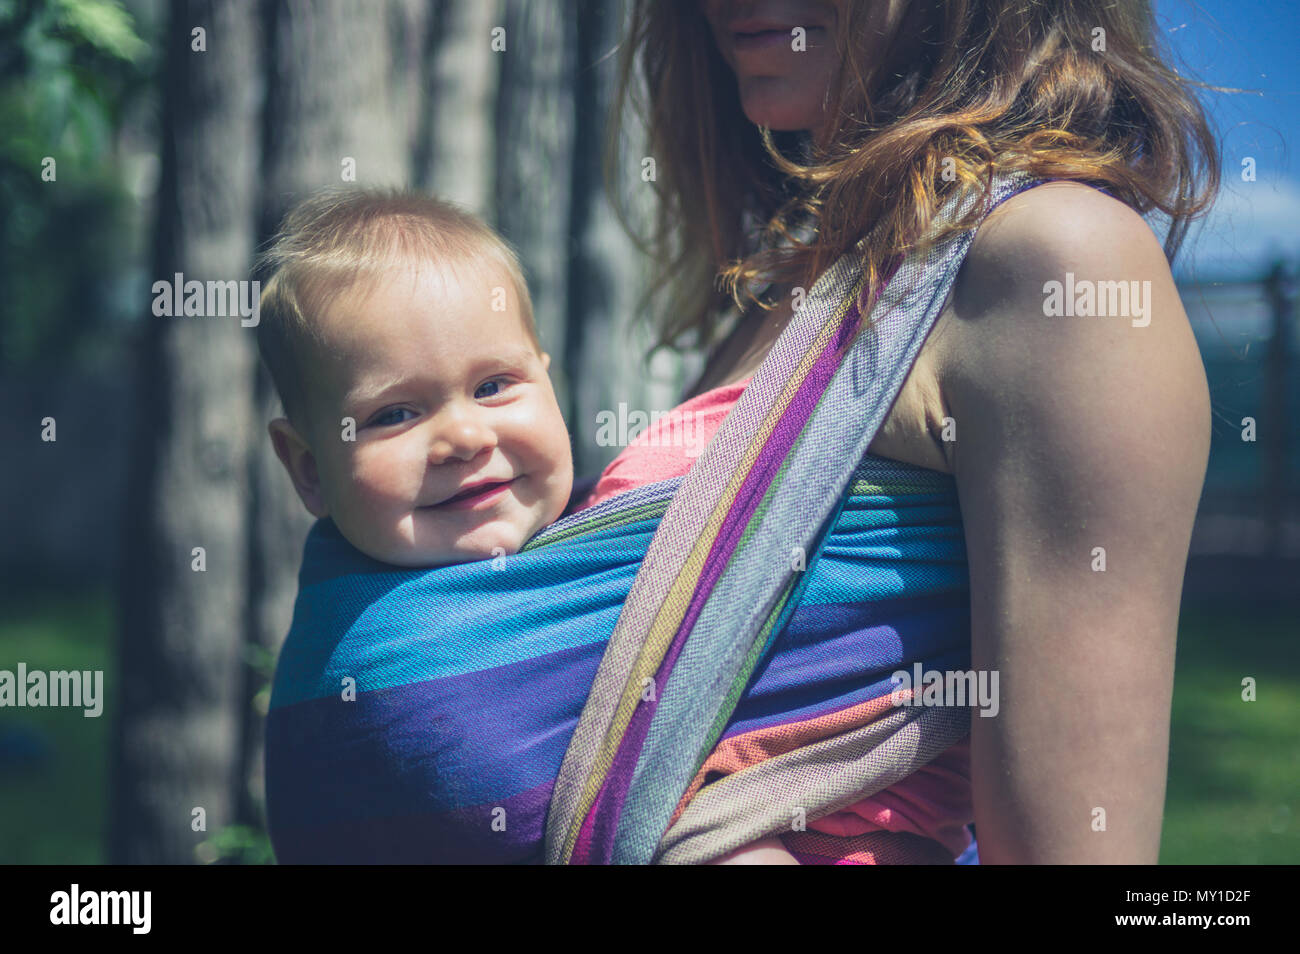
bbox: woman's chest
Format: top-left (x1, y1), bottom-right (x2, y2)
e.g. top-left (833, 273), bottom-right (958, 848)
top-left (687, 290), bottom-right (958, 475)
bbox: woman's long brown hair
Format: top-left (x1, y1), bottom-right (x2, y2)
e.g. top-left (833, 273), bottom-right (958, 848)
top-left (604, 0), bottom-right (1222, 360)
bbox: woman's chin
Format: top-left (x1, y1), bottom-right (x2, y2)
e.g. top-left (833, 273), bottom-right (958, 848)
top-left (738, 89), bottom-right (826, 135)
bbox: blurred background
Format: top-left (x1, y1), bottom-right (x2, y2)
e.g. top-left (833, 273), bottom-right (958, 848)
top-left (0, 0), bottom-right (1296, 864)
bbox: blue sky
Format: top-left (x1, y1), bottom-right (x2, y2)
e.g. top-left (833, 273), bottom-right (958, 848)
top-left (1157, 0), bottom-right (1300, 279)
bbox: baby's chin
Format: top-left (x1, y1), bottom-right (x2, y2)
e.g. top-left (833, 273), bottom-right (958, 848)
top-left (338, 485), bottom-right (571, 568)
top-left (365, 514), bottom-right (540, 569)
top-left (373, 532), bottom-right (525, 569)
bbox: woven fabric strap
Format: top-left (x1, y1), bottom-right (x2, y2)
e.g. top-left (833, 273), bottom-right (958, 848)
top-left (544, 170), bottom-right (1040, 864)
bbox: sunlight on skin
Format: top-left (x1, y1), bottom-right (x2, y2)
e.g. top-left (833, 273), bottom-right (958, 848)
top-left (707, 835), bottom-right (802, 864)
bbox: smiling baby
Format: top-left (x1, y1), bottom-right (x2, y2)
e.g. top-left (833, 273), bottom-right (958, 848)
top-left (256, 187), bottom-right (797, 864)
top-left (255, 188), bottom-right (574, 568)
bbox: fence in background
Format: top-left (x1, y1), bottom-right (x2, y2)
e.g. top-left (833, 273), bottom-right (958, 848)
top-left (1181, 260), bottom-right (1300, 604)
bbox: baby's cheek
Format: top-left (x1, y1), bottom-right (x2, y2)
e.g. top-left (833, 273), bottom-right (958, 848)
top-left (345, 444), bottom-right (424, 513)
top-left (522, 392), bottom-right (569, 452)
top-left (538, 410), bottom-right (573, 495)
top-left (542, 406), bottom-right (574, 486)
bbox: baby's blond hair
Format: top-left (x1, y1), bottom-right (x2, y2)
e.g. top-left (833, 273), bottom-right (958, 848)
top-left (255, 188), bottom-right (538, 426)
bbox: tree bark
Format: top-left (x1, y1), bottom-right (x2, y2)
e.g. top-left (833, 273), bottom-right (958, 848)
top-left (565, 0), bottom-right (687, 478)
top-left (414, 0), bottom-right (498, 214)
top-left (493, 0), bottom-right (578, 420)
top-left (111, 0), bottom-right (263, 864)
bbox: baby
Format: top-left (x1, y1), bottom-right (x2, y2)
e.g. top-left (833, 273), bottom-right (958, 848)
top-left (256, 188), bottom-right (574, 568)
top-left (257, 187), bottom-right (795, 864)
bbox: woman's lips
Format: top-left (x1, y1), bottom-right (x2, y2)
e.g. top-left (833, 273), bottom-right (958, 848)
top-left (732, 26), bottom-right (819, 53)
top-left (432, 478), bottom-right (516, 512)
top-left (734, 29), bottom-right (791, 52)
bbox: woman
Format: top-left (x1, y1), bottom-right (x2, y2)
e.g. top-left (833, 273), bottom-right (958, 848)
top-left (591, 0), bottom-right (1218, 863)
top-left (263, 0), bottom-right (1218, 865)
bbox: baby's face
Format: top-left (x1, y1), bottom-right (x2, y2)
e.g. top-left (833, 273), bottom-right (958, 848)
top-left (297, 260), bottom-right (573, 567)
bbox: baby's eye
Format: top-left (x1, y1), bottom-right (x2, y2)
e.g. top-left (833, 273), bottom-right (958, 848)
top-left (369, 407), bottom-right (416, 428)
top-left (475, 378), bottom-right (510, 399)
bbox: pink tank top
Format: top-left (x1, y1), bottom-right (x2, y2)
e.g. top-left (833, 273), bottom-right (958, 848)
top-left (579, 375), bottom-right (974, 861)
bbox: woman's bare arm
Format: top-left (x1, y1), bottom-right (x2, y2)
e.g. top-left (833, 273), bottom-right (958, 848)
top-left (940, 182), bottom-right (1210, 863)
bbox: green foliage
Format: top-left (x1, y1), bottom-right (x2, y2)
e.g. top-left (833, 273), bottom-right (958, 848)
top-left (0, 586), bottom-right (113, 864)
top-left (0, 0), bottom-right (149, 166)
top-left (244, 642), bottom-right (277, 716)
top-left (0, 0), bottom-right (154, 369)
top-left (48, 0), bottom-right (148, 62)
top-left (196, 824), bottom-right (277, 866)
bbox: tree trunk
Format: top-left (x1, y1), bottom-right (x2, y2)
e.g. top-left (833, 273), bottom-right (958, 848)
top-left (493, 0), bottom-right (578, 420)
top-left (565, 0), bottom-right (687, 478)
top-left (110, 0), bottom-right (263, 864)
top-left (414, 0), bottom-right (498, 214)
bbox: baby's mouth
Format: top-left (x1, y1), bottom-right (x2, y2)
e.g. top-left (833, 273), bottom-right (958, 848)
top-left (426, 478), bottom-right (517, 510)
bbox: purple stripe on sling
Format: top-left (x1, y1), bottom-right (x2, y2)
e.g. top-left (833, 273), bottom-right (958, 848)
top-left (571, 290), bottom-right (873, 862)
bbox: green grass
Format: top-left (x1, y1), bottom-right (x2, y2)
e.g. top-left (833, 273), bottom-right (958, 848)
top-left (1161, 606), bottom-right (1300, 864)
top-left (0, 587), bottom-right (114, 864)
top-left (1, 589), bottom-right (1296, 863)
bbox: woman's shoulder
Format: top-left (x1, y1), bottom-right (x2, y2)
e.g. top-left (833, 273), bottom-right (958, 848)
top-left (932, 175), bottom-right (1210, 489)
top-left (935, 178), bottom-right (1204, 407)
top-left (977, 177), bottom-right (1156, 266)
top-left (952, 178), bottom-right (1166, 316)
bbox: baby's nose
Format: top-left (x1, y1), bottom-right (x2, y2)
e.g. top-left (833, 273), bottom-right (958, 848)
top-left (427, 417), bottom-right (496, 463)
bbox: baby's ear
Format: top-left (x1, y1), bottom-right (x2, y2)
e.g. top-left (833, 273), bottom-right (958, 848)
top-left (540, 351), bottom-right (551, 371)
top-left (268, 418), bottom-right (328, 518)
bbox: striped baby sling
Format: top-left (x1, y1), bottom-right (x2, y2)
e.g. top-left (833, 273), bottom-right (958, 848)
top-left (545, 169), bottom-right (1042, 864)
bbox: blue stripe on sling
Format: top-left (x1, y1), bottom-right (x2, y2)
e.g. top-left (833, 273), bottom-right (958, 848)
top-left (265, 456), bottom-right (971, 862)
